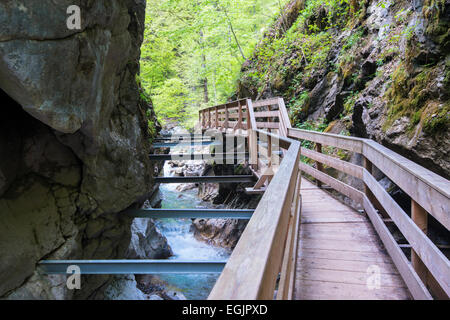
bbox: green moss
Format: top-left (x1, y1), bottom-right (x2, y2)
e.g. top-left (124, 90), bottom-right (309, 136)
top-left (148, 120), bottom-right (157, 138)
top-left (289, 91), bottom-right (310, 123)
top-left (382, 63), bottom-right (440, 132)
top-left (411, 110), bottom-right (422, 125)
top-left (423, 102), bottom-right (450, 135)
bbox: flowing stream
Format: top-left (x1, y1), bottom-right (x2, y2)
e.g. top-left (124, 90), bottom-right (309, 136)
top-left (153, 160), bottom-right (230, 300)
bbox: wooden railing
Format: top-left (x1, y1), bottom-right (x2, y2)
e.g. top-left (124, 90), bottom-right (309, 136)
top-left (199, 97), bottom-right (449, 300)
top-left (288, 127), bottom-right (450, 300)
top-left (200, 99), bottom-right (302, 299)
top-left (199, 98), bottom-right (251, 133)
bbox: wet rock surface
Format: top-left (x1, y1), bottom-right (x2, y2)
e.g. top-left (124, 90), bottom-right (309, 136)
top-left (127, 218), bottom-right (173, 259)
top-left (0, 1), bottom-right (157, 299)
top-left (237, 0), bottom-right (450, 179)
top-left (192, 162), bottom-right (261, 249)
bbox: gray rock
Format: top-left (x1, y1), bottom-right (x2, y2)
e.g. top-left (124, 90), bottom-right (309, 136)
top-left (192, 218), bottom-right (248, 249)
top-left (103, 275), bottom-right (148, 300)
top-left (0, 0), bottom-right (157, 299)
top-left (165, 290), bottom-right (187, 300)
top-left (127, 219), bottom-right (173, 259)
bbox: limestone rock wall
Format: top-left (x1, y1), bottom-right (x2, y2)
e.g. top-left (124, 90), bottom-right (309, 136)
top-left (192, 162), bottom-right (261, 249)
top-left (236, 0), bottom-right (449, 179)
top-left (0, 0), bottom-right (156, 299)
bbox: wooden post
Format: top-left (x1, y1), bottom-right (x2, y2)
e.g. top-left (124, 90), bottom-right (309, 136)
top-left (363, 157), bottom-right (390, 218)
top-left (208, 109), bottom-right (211, 128)
top-left (411, 200), bottom-right (428, 284)
top-left (246, 100), bottom-right (258, 171)
top-left (237, 102), bottom-right (243, 134)
top-left (215, 106), bottom-right (218, 129)
top-left (315, 143), bottom-right (323, 188)
top-left (225, 105), bottom-right (229, 130)
top-left (411, 200), bottom-right (448, 299)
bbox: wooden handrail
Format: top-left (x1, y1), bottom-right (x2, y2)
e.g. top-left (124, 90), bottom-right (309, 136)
top-left (288, 126), bottom-right (450, 299)
top-left (288, 128), bottom-right (364, 153)
top-left (288, 128), bottom-right (450, 230)
top-left (208, 130), bottom-right (301, 299)
top-left (200, 99), bottom-right (302, 300)
top-left (200, 98), bottom-right (449, 300)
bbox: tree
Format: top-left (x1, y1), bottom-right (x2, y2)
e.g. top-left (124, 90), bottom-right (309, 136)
top-left (141, 0), bottom-right (289, 127)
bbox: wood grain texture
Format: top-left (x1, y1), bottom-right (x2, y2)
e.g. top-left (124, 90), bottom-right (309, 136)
top-left (208, 140), bottom-right (301, 300)
top-left (363, 170), bottom-right (450, 296)
top-left (363, 140), bottom-right (450, 230)
top-left (301, 147), bottom-right (363, 179)
top-left (294, 179), bottom-right (411, 300)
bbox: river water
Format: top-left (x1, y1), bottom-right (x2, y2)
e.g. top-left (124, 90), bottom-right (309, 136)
top-left (153, 161), bottom-right (230, 300)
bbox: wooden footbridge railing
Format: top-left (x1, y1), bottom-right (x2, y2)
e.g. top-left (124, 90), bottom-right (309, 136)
top-left (199, 97), bottom-right (449, 300)
top-left (287, 127), bottom-right (449, 299)
top-left (39, 96), bottom-right (449, 300)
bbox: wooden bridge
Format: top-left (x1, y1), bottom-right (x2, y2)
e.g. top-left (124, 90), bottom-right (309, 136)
top-left (40, 98), bottom-right (449, 300)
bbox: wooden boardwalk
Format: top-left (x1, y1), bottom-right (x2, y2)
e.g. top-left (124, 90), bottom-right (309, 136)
top-left (294, 179), bottom-right (411, 300)
top-left (41, 97), bottom-right (449, 300)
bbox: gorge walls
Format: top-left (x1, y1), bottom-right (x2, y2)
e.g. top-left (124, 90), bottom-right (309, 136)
top-left (236, 0), bottom-right (449, 178)
top-left (0, 0), bottom-right (156, 299)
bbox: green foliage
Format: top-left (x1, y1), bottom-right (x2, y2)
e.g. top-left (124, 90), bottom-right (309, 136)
top-left (295, 118), bottom-right (327, 150)
top-left (240, 0), bottom-right (363, 123)
top-left (152, 78), bottom-right (190, 122)
top-left (423, 102), bottom-right (449, 135)
top-left (289, 91), bottom-right (310, 122)
top-left (343, 91), bottom-right (358, 114)
top-left (141, 0), bottom-right (288, 127)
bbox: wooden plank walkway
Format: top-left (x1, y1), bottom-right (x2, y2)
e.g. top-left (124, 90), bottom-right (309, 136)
top-left (294, 179), bottom-right (412, 300)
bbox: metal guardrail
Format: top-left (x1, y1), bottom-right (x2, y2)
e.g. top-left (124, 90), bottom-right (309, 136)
top-left (152, 140), bottom-right (222, 148)
top-left (154, 175), bottom-right (255, 184)
top-left (149, 152), bottom-right (249, 161)
top-left (128, 208), bottom-right (254, 219)
top-left (40, 260), bottom-right (227, 275)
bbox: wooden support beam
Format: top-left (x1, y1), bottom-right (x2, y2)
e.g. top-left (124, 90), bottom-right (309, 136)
top-left (215, 106), bottom-right (218, 129)
top-left (155, 175), bottom-right (255, 184)
top-left (363, 140), bottom-right (450, 230)
top-left (224, 105), bottom-right (229, 129)
top-left (412, 201), bottom-right (449, 300)
top-left (411, 200), bottom-right (428, 285)
top-left (300, 147), bottom-right (363, 179)
top-left (363, 157), bottom-right (389, 219)
top-left (363, 170), bottom-right (450, 297)
top-left (288, 128), bottom-right (364, 153)
top-left (299, 162), bottom-right (364, 204)
top-left (362, 196), bottom-right (432, 300)
top-left (208, 108), bottom-right (211, 128)
top-left (315, 143), bottom-right (323, 188)
top-left (253, 167), bottom-right (274, 189)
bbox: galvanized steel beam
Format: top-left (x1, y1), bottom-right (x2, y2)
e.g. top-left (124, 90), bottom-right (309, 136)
top-left (127, 208), bottom-right (254, 219)
top-left (154, 175), bottom-right (255, 184)
top-left (39, 260), bottom-right (227, 275)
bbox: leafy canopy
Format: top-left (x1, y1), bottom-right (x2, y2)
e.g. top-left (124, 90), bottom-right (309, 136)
top-left (141, 0), bottom-right (288, 127)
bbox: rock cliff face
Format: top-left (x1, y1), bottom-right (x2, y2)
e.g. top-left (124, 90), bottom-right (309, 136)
top-left (192, 162), bottom-right (261, 249)
top-left (236, 0), bottom-right (449, 178)
top-left (0, 0), bottom-right (156, 299)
